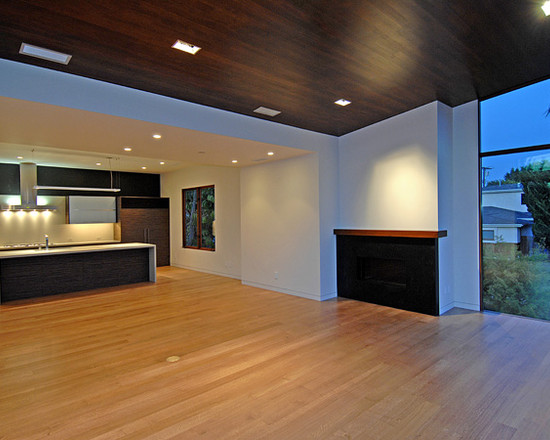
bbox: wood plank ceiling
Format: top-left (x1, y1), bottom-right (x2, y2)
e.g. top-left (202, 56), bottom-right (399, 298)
top-left (1, 0), bottom-right (550, 136)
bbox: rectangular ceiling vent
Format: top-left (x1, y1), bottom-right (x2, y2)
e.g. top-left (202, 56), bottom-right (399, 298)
top-left (253, 106), bottom-right (281, 117)
top-left (19, 43), bottom-right (72, 65)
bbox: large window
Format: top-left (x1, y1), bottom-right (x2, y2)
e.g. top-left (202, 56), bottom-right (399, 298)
top-left (183, 185), bottom-right (215, 251)
top-left (480, 79), bottom-right (550, 321)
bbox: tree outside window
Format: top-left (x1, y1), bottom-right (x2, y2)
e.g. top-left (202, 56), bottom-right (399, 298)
top-left (183, 185), bottom-right (215, 250)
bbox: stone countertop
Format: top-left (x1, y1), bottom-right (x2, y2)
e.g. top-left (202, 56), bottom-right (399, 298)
top-left (0, 240), bottom-right (121, 251)
top-left (0, 242), bottom-right (155, 259)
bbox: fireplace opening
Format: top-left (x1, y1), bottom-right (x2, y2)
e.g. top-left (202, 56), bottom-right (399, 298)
top-left (357, 257), bottom-right (407, 292)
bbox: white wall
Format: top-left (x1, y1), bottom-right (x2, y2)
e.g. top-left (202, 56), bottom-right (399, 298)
top-left (338, 102), bottom-right (439, 230)
top-left (161, 165), bottom-right (241, 279)
top-left (0, 59), bottom-right (339, 301)
top-left (451, 101), bottom-right (480, 311)
top-left (436, 102), bottom-right (455, 314)
top-left (338, 101), bottom-right (481, 313)
top-left (240, 153), bottom-right (322, 300)
top-left (0, 60), bottom-right (482, 310)
top-left (318, 140), bottom-right (339, 299)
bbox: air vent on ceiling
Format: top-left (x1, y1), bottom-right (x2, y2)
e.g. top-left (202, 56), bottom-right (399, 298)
top-left (19, 43), bottom-right (72, 65)
top-left (254, 106), bottom-right (281, 117)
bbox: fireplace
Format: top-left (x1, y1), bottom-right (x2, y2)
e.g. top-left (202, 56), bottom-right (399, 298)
top-left (334, 230), bottom-right (447, 316)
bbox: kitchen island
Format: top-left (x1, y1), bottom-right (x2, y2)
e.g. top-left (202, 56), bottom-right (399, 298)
top-left (0, 243), bottom-right (156, 302)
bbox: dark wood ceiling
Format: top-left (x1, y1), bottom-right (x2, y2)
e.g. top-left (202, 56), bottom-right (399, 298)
top-left (1, 0), bottom-right (550, 136)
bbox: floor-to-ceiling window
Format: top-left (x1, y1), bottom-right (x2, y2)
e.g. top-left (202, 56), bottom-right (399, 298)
top-left (480, 79), bottom-right (550, 321)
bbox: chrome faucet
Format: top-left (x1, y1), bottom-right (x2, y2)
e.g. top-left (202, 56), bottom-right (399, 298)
top-left (44, 234), bottom-right (49, 250)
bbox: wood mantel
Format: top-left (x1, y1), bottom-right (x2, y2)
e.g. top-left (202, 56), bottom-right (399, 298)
top-left (333, 229), bottom-right (448, 239)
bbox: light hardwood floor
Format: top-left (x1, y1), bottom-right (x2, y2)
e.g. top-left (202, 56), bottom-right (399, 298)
top-left (1, 267), bottom-right (549, 439)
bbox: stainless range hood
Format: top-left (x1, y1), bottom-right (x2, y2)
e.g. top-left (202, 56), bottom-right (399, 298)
top-left (1, 162), bottom-right (57, 211)
top-left (1, 162), bottom-right (122, 211)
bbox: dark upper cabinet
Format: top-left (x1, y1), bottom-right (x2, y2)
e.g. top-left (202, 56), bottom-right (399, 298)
top-left (0, 163), bottom-right (161, 197)
top-left (118, 197), bottom-right (170, 267)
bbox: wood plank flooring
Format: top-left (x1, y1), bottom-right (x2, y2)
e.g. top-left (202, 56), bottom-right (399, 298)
top-left (1, 266), bottom-right (550, 439)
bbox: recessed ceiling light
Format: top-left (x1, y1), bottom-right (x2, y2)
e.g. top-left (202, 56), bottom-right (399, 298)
top-left (17, 156), bottom-right (23, 160)
top-left (172, 40), bottom-right (201, 55)
top-left (232, 160), bottom-right (238, 164)
top-left (96, 162), bottom-right (102, 166)
top-left (141, 166), bottom-right (147, 170)
top-left (267, 152), bottom-right (274, 156)
top-left (152, 133), bottom-right (162, 139)
top-left (160, 161), bottom-right (165, 165)
top-left (543, 1), bottom-right (550, 15)
top-left (124, 147), bottom-right (132, 152)
top-left (335, 99), bottom-right (351, 106)
top-left (19, 43), bottom-right (72, 65)
top-left (254, 106), bottom-right (281, 117)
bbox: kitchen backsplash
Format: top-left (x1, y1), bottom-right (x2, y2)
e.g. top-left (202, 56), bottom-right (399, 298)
top-left (0, 195), bottom-right (116, 246)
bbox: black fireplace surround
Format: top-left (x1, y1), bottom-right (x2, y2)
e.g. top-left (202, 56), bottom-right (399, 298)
top-left (335, 230), bottom-right (447, 316)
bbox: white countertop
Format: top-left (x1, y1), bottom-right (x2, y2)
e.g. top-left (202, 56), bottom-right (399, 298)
top-left (0, 242), bottom-right (155, 259)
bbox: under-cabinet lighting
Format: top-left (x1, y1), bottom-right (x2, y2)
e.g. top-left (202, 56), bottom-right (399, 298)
top-left (172, 40), bottom-right (201, 55)
top-left (19, 43), bottom-right (72, 65)
top-left (543, 1), bottom-right (550, 16)
top-left (33, 185), bottom-right (121, 192)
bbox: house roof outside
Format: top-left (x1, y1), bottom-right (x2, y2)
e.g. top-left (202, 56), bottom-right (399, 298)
top-left (482, 206), bottom-right (533, 227)
top-left (482, 183), bottom-right (523, 193)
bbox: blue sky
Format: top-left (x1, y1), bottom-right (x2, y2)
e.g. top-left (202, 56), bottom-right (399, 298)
top-left (480, 78), bottom-right (550, 182)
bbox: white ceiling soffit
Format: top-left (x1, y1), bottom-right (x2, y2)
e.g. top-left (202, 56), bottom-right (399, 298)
top-left (0, 96), bottom-right (310, 173)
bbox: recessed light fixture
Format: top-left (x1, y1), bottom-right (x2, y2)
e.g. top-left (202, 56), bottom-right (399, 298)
top-left (152, 133), bottom-right (162, 139)
top-left (335, 99), bottom-right (351, 106)
top-left (172, 40), bottom-right (201, 55)
top-left (254, 106), bottom-right (281, 117)
top-left (17, 156), bottom-right (23, 160)
top-left (141, 166), bottom-right (147, 170)
top-left (267, 151), bottom-right (274, 156)
top-left (124, 147), bottom-right (132, 152)
top-left (543, 1), bottom-right (550, 15)
top-left (96, 162), bottom-right (102, 166)
top-left (232, 160), bottom-right (238, 164)
top-left (160, 161), bottom-right (165, 165)
top-left (19, 43), bottom-right (72, 65)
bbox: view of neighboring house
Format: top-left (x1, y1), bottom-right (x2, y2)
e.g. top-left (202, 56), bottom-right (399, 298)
top-left (482, 183), bottom-right (534, 254)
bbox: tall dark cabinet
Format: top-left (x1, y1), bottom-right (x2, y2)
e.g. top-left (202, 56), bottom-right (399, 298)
top-left (118, 197), bottom-right (170, 267)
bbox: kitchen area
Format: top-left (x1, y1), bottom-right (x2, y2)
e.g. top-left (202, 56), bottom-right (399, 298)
top-left (0, 162), bottom-right (170, 303)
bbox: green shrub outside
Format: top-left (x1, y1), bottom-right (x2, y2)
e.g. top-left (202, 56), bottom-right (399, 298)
top-left (483, 245), bottom-right (550, 320)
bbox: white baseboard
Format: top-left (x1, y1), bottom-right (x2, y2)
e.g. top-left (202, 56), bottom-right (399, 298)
top-left (440, 300), bottom-right (480, 315)
top-left (242, 280), bottom-right (323, 301)
top-left (170, 263), bottom-right (241, 280)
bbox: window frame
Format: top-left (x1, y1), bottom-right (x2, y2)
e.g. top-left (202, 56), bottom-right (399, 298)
top-left (182, 185), bottom-right (215, 251)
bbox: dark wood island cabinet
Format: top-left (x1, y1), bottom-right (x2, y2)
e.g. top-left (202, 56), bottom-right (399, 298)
top-left (0, 243), bottom-right (156, 303)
